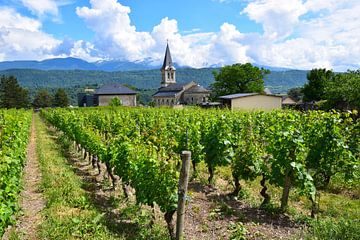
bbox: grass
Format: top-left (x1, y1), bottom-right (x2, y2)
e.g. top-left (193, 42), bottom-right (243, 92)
top-left (35, 114), bottom-right (169, 239)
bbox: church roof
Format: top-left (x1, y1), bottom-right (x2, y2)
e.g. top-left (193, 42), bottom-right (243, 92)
top-left (153, 91), bottom-right (179, 97)
top-left (95, 83), bottom-right (137, 95)
top-left (157, 83), bottom-right (189, 92)
top-left (161, 43), bottom-right (175, 70)
top-left (185, 85), bottom-right (210, 93)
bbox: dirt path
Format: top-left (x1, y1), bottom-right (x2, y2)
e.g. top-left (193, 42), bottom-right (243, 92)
top-left (3, 114), bottom-right (45, 240)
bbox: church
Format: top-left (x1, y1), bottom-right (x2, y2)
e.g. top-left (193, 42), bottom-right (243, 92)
top-left (153, 44), bottom-right (210, 106)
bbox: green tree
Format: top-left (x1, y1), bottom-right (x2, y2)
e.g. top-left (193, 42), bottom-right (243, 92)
top-left (303, 69), bottom-right (334, 102)
top-left (324, 70), bottom-right (360, 110)
top-left (287, 87), bottom-right (303, 102)
top-left (109, 97), bottom-right (122, 107)
top-left (33, 89), bottom-right (53, 108)
top-left (0, 75), bottom-right (30, 108)
top-left (53, 88), bottom-right (69, 107)
top-left (210, 63), bottom-right (269, 99)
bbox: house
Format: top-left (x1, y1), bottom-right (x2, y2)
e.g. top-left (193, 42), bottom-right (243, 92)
top-left (78, 83), bottom-right (137, 107)
top-left (95, 83), bottom-right (137, 106)
top-left (219, 93), bottom-right (282, 110)
top-left (153, 44), bottom-right (210, 106)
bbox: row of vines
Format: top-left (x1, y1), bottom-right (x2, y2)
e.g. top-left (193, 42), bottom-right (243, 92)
top-left (41, 107), bottom-right (359, 238)
top-left (0, 110), bottom-right (32, 236)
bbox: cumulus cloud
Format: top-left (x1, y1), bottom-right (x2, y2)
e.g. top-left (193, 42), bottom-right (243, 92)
top-left (75, 0), bottom-right (251, 67)
top-left (0, 7), bottom-right (98, 61)
top-left (76, 0), bottom-right (155, 61)
top-left (241, 0), bottom-right (360, 70)
top-left (0, 7), bottom-right (61, 60)
top-left (20, 0), bottom-right (59, 17)
top-left (1, 0), bottom-right (360, 71)
top-left (243, 0), bottom-right (307, 40)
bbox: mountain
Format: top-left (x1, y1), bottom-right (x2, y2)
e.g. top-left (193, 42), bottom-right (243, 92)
top-left (0, 68), bottom-right (308, 93)
top-left (0, 57), bottom-right (168, 71)
top-left (0, 57), bottom-right (295, 72)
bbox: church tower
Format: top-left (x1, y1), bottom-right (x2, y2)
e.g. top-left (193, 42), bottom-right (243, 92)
top-left (161, 43), bottom-right (176, 87)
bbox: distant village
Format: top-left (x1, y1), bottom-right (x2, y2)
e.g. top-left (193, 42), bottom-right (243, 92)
top-left (78, 44), bottom-right (299, 111)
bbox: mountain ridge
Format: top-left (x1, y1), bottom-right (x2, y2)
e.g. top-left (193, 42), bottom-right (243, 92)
top-left (0, 57), bottom-right (297, 72)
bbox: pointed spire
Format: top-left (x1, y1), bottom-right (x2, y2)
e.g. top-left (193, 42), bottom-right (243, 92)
top-left (161, 43), bottom-right (173, 70)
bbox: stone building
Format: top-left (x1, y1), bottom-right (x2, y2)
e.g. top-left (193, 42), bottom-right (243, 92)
top-left (95, 83), bottom-right (137, 106)
top-left (78, 83), bottom-right (137, 107)
top-left (153, 44), bottom-right (210, 106)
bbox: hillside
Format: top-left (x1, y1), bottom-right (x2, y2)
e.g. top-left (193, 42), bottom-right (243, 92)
top-left (0, 68), bottom-right (308, 94)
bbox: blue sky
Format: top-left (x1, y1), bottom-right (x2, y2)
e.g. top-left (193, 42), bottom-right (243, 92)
top-left (0, 0), bottom-right (360, 71)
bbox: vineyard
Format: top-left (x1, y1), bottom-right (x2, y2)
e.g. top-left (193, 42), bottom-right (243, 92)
top-left (0, 110), bottom-right (31, 236)
top-left (37, 107), bottom-right (359, 239)
top-left (0, 107), bottom-right (360, 239)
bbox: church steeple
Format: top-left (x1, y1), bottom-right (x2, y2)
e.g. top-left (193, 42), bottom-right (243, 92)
top-left (161, 43), bottom-right (176, 87)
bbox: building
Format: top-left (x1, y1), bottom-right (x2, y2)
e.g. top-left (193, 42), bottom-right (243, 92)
top-left (153, 44), bottom-right (210, 106)
top-left (219, 93), bottom-right (282, 110)
top-left (95, 83), bottom-right (137, 106)
top-left (282, 96), bottom-right (298, 108)
top-left (78, 83), bottom-right (137, 107)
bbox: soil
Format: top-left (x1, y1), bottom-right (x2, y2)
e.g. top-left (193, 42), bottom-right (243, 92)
top-left (184, 182), bottom-right (303, 239)
top-left (3, 115), bottom-right (46, 240)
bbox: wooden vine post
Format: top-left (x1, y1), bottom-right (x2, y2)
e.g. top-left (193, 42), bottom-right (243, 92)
top-left (176, 151), bottom-right (191, 240)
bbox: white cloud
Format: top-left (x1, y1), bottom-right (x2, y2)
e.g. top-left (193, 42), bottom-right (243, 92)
top-left (0, 7), bottom-right (61, 60)
top-left (76, 0), bottom-right (155, 61)
top-left (0, 7), bottom-right (41, 31)
top-left (245, 0), bottom-right (360, 70)
top-left (243, 0), bottom-right (307, 40)
top-left (75, 0), bottom-right (251, 68)
top-left (0, 7), bottom-right (98, 61)
top-left (2, 0), bottom-right (360, 71)
top-left (20, 0), bottom-right (59, 17)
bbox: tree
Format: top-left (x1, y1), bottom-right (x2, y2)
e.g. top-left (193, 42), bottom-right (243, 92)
top-left (53, 88), bottom-right (69, 107)
top-left (210, 63), bottom-right (269, 99)
top-left (324, 70), bottom-right (360, 110)
top-left (287, 87), bottom-right (303, 102)
top-left (33, 89), bottom-right (53, 108)
top-left (109, 97), bottom-right (122, 107)
top-left (0, 75), bottom-right (30, 108)
top-left (303, 69), bottom-right (334, 102)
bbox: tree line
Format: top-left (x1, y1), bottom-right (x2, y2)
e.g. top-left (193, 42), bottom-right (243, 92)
top-left (288, 69), bottom-right (360, 110)
top-left (0, 75), bottom-right (69, 109)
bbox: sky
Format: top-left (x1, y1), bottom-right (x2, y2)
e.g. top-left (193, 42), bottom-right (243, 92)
top-left (0, 0), bottom-right (360, 71)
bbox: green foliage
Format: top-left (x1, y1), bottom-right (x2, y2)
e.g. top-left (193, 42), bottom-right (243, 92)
top-left (287, 87), bottom-right (303, 102)
top-left (211, 63), bottom-right (269, 99)
top-left (109, 97), bottom-right (122, 107)
top-left (325, 70), bottom-right (360, 109)
top-left (0, 75), bottom-right (30, 109)
top-left (40, 107), bottom-right (359, 227)
top-left (305, 218), bottom-right (360, 240)
top-left (228, 222), bottom-right (248, 240)
top-left (0, 110), bottom-right (31, 236)
top-left (303, 68), bottom-right (334, 102)
top-left (53, 88), bottom-right (69, 107)
top-left (32, 89), bottom-right (53, 108)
